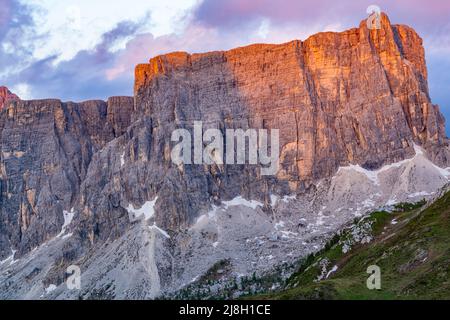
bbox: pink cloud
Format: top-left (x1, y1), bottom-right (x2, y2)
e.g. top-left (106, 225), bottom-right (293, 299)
top-left (194, 0), bottom-right (450, 32)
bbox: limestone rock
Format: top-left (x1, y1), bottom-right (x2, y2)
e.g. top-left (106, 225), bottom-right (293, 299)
top-left (132, 14), bottom-right (450, 229)
top-left (0, 97), bottom-right (133, 259)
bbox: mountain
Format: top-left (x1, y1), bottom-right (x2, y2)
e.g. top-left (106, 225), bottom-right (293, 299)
top-left (1, 14), bottom-right (449, 299)
top-left (0, 86), bottom-right (19, 110)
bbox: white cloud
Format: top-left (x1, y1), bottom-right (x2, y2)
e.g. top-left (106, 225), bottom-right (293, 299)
top-left (25, 0), bottom-right (198, 63)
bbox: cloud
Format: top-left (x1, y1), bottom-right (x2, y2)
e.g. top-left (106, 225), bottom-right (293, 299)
top-left (194, 0), bottom-right (354, 28)
top-left (193, 0), bottom-right (450, 30)
top-left (0, 0), bottom-right (200, 100)
top-left (0, 0), bottom-right (38, 79)
top-left (4, 19), bottom-right (145, 100)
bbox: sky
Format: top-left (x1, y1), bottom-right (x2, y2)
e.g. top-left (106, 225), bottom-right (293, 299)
top-left (0, 0), bottom-right (449, 132)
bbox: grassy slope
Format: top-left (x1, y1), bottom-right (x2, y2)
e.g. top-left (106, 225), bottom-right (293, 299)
top-left (250, 191), bottom-right (450, 300)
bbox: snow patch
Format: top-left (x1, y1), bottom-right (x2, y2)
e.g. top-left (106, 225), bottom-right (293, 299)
top-left (270, 194), bottom-right (279, 207)
top-left (222, 196), bottom-right (263, 210)
top-left (336, 143), bottom-right (450, 186)
top-left (408, 191), bottom-right (433, 198)
top-left (315, 212), bottom-right (326, 226)
top-left (281, 195), bottom-right (297, 203)
top-left (274, 221), bottom-right (285, 230)
top-left (44, 284), bottom-right (57, 295)
top-left (0, 249), bottom-right (17, 266)
top-left (386, 198), bottom-right (398, 206)
top-left (62, 233), bottom-right (73, 240)
top-left (195, 214), bottom-right (208, 226)
top-left (193, 196), bottom-right (263, 228)
top-left (361, 199), bottom-right (375, 208)
top-left (57, 208), bottom-right (76, 238)
top-left (342, 244), bottom-right (351, 254)
top-left (326, 265), bottom-right (338, 279)
top-left (126, 197), bottom-right (158, 221)
top-left (149, 223), bottom-right (170, 239)
top-left (280, 230), bottom-right (299, 239)
top-left (270, 194), bottom-right (297, 207)
top-left (120, 152), bottom-right (125, 167)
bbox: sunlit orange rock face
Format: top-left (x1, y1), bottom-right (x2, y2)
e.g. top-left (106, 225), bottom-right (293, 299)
top-left (0, 86), bottom-right (19, 110)
top-left (134, 13), bottom-right (449, 191)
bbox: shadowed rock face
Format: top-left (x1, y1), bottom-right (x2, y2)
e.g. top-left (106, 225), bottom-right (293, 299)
top-left (0, 87), bottom-right (19, 111)
top-left (0, 97), bottom-right (133, 259)
top-left (0, 15), bottom-right (449, 297)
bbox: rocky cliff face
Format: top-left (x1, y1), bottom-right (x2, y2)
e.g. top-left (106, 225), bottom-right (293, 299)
top-left (0, 97), bottom-right (133, 259)
top-left (133, 13), bottom-right (449, 227)
top-left (0, 14), bottom-right (449, 299)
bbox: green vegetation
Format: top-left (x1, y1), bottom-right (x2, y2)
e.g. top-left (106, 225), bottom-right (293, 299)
top-left (248, 193), bottom-right (450, 300)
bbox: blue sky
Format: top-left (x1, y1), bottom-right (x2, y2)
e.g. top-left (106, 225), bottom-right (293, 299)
top-left (0, 0), bottom-right (449, 133)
